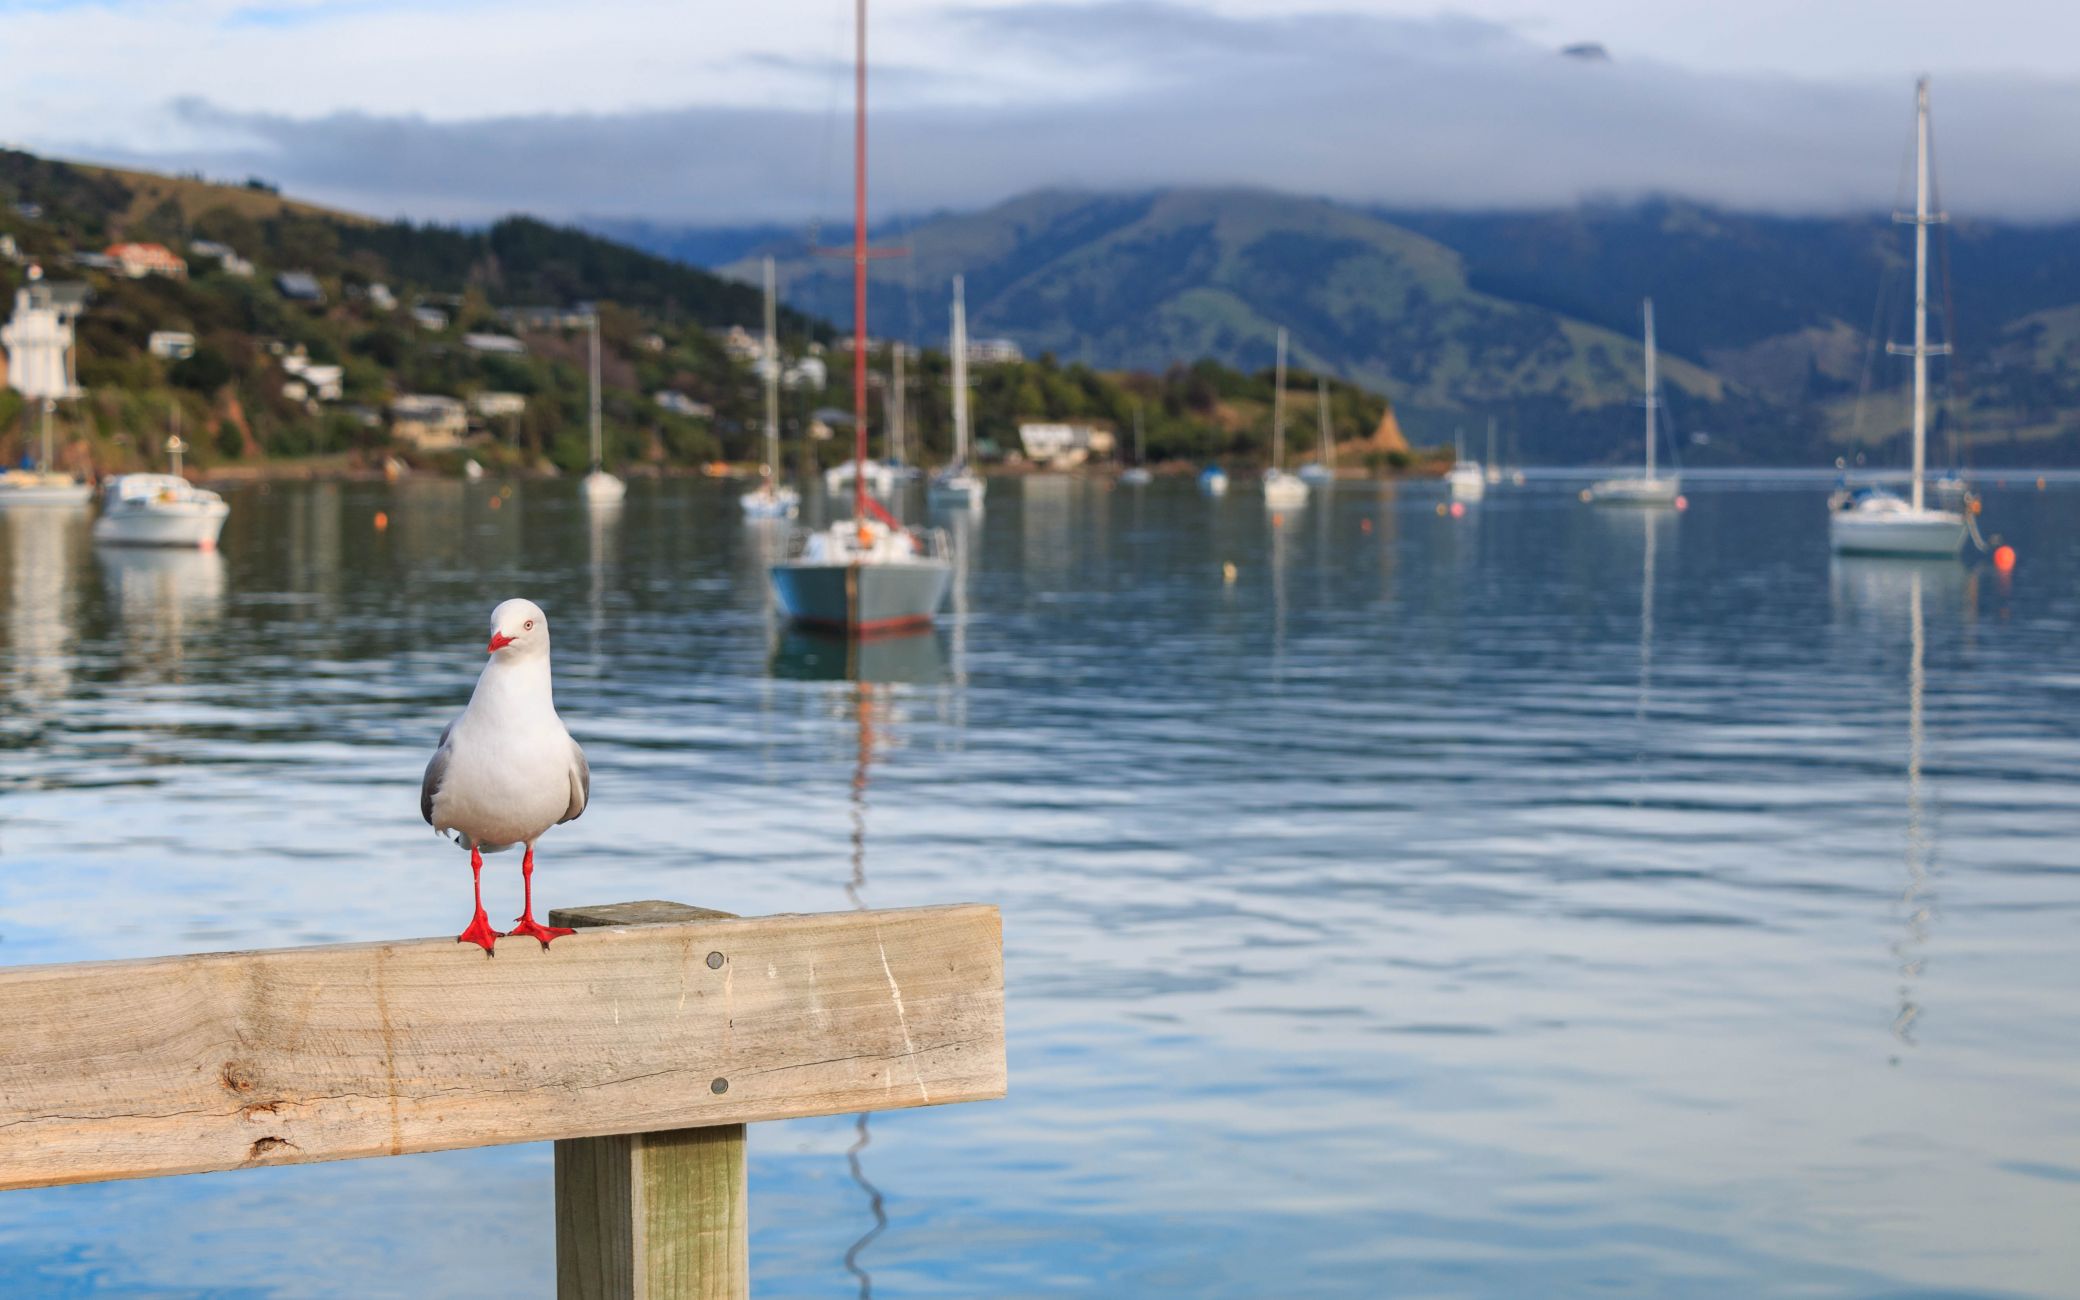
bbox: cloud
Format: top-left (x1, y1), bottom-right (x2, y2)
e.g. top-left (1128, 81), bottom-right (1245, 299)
top-left (29, 3), bottom-right (2080, 224)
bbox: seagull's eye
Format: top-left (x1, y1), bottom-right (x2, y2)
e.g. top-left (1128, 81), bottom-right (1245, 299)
top-left (524, 619), bottom-right (535, 630)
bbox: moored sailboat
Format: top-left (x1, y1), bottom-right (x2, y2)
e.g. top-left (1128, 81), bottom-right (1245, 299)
top-left (580, 312), bottom-right (626, 505)
top-left (1830, 78), bottom-right (1967, 558)
top-left (769, 0), bottom-right (951, 635)
top-left (929, 275), bottom-right (985, 510)
top-left (1261, 328), bottom-right (1308, 509)
top-left (741, 255), bottom-right (802, 520)
top-left (1589, 299), bottom-right (1681, 506)
top-left (1445, 427), bottom-right (1485, 500)
top-left (1119, 401), bottom-right (1153, 486)
top-left (1298, 377), bottom-right (1334, 484)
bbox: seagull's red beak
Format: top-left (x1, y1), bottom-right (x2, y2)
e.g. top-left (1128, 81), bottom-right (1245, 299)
top-left (487, 631), bottom-right (515, 653)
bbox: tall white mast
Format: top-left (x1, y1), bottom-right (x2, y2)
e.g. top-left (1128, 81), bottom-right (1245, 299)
top-left (588, 311), bottom-right (603, 470)
top-left (951, 274), bottom-right (970, 466)
top-left (1889, 77), bottom-right (1947, 512)
top-left (1643, 297), bottom-right (1658, 482)
top-left (762, 255), bottom-right (779, 481)
top-left (1317, 377), bottom-right (1332, 471)
top-left (1271, 326), bottom-right (1287, 471)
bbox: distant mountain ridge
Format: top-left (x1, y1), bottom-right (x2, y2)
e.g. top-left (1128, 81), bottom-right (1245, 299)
top-left (602, 188), bottom-right (2080, 465)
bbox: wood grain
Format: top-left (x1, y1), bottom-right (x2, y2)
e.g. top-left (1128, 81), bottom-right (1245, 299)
top-left (554, 1127), bottom-right (748, 1300)
top-left (0, 904), bottom-right (1004, 1191)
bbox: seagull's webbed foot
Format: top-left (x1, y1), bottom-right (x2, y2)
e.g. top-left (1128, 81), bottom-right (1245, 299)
top-left (506, 913), bottom-right (575, 949)
top-left (457, 907), bottom-right (500, 954)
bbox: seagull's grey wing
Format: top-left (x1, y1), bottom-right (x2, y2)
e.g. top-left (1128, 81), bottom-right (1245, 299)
top-left (560, 739), bottom-right (590, 825)
top-left (421, 718), bottom-right (457, 826)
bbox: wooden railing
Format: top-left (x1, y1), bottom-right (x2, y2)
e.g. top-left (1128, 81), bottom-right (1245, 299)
top-left (0, 899), bottom-right (1006, 1298)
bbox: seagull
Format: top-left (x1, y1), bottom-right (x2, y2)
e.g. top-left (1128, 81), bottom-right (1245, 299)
top-left (421, 598), bottom-right (589, 952)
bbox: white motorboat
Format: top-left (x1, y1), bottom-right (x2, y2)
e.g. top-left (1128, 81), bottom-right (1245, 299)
top-left (1590, 299), bottom-right (1681, 507)
top-left (1261, 327), bottom-right (1309, 510)
top-left (769, 0), bottom-right (952, 635)
top-left (94, 429), bottom-right (226, 548)
top-left (94, 473), bottom-right (228, 549)
top-left (930, 275), bottom-right (987, 511)
top-left (1199, 465), bottom-right (1229, 496)
top-left (742, 256), bottom-right (801, 521)
top-left (0, 401), bottom-right (91, 508)
top-left (580, 313), bottom-right (625, 505)
top-left (1829, 79), bottom-right (1966, 559)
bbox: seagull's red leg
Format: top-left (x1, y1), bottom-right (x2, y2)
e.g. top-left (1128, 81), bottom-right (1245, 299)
top-left (507, 844), bottom-right (575, 948)
top-left (457, 844), bottom-right (499, 953)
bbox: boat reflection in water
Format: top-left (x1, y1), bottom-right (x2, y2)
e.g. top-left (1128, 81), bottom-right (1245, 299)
top-left (3, 505), bottom-right (88, 705)
top-left (1831, 556), bottom-right (1972, 1057)
top-left (769, 625), bottom-right (947, 1293)
top-left (98, 544), bottom-right (226, 675)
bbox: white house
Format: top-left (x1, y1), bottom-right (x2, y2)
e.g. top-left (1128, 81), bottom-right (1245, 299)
top-left (1018, 421), bottom-right (1115, 469)
top-left (411, 306), bottom-right (449, 332)
top-left (282, 353), bottom-right (343, 401)
top-left (784, 356), bottom-right (828, 390)
top-left (148, 330), bottom-right (196, 360)
top-left (390, 394), bottom-right (469, 450)
top-left (462, 332), bottom-right (526, 355)
top-left (2, 271), bottom-right (86, 402)
top-left (654, 391), bottom-right (713, 418)
top-left (967, 338), bottom-right (1023, 365)
top-left (471, 392), bottom-right (528, 419)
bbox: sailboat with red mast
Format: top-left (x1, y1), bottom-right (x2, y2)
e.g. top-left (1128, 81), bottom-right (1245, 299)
top-left (768, 0), bottom-right (951, 635)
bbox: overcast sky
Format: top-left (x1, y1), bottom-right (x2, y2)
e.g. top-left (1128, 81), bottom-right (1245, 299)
top-left (9, 0), bottom-right (2080, 224)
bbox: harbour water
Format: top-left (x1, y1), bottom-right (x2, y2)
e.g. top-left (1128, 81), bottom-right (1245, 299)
top-left (1, 477), bottom-right (2077, 1296)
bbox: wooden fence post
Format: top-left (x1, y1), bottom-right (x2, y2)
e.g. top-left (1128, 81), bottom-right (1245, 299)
top-left (551, 902), bottom-right (751, 1300)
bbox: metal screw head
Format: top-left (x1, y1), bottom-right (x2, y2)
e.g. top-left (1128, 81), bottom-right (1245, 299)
top-left (706, 951), bottom-right (725, 970)
top-left (710, 1077), bottom-right (729, 1095)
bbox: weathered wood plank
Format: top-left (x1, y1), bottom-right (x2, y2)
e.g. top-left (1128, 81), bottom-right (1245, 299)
top-left (0, 903), bottom-right (1004, 1191)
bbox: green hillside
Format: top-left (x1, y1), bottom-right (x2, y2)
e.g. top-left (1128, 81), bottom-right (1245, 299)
top-left (0, 153), bottom-right (1393, 477)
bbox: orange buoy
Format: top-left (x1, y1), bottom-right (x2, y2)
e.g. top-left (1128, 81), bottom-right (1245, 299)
top-left (489, 495), bottom-right (503, 510)
top-left (1994, 545), bottom-right (2016, 573)
top-left (1435, 503), bottom-right (1447, 516)
top-left (1675, 495), bottom-right (1689, 511)
top-left (1360, 518), bottom-right (1372, 534)
top-left (373, 511), bottom-right (389, 531)
top-left (2038, 477), bottom-right (2047, 491)
top-left (1449, 501), bottom-right (1466, 518)
top-left (1271, 513), bottom-right (1284, 526)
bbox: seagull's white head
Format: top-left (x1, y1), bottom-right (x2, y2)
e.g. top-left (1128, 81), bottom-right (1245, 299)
top-left (486, 598), bottom-right (550, 659)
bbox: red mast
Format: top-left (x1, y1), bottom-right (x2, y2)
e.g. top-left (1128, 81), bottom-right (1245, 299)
top-left (852, 0), bottom-right (869, 537)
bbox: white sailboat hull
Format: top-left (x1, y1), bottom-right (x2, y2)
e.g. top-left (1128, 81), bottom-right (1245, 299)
top-left (1296, 463), bottom-right (1334, 485)
top-left (739, 484), bottom-right (801, 519)
top-left (1589, 475), bottom-right (1680, 506)
top-left (1829, 508), bottom-right (1965, 556)
top-left (582, 470), bottom-right (626, 503)
top-left (0, 475), bottom-right (93, 508)
top-left (928, 470), bottom-right (985, 508)
top-left (1446, 465), bottom-right (1486, 500)
top-left (1262, 471), bottom-right (1309, 508)
top-left (1119, 467), bottom-right (1154, 486)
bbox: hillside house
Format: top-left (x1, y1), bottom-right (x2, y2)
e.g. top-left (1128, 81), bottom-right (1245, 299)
top-left (282, 354), bottom-right (343, 401)
top-left (276, 271), bottom-right (324, 303)
top-left (188, 240), bottom-right (254, 277)
top-left (390, 394), bottom-right (468, 450)
top-left (1018, 421), bottom-right (1115, 469)
top-left (967, 338), bottom-right (1023, 365)
top-left (411, 306), bottom-right (449, 331)
top-left (654, 391), bottom-right (712, 418)
top-left (471, 392), bottom-right (527, 419)
top-left (462, 333), bottom-right (526, 355)
top-left (148, 331), bottom-right (196, 360)
top-left (106, 243), bottom-right (186, 279)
